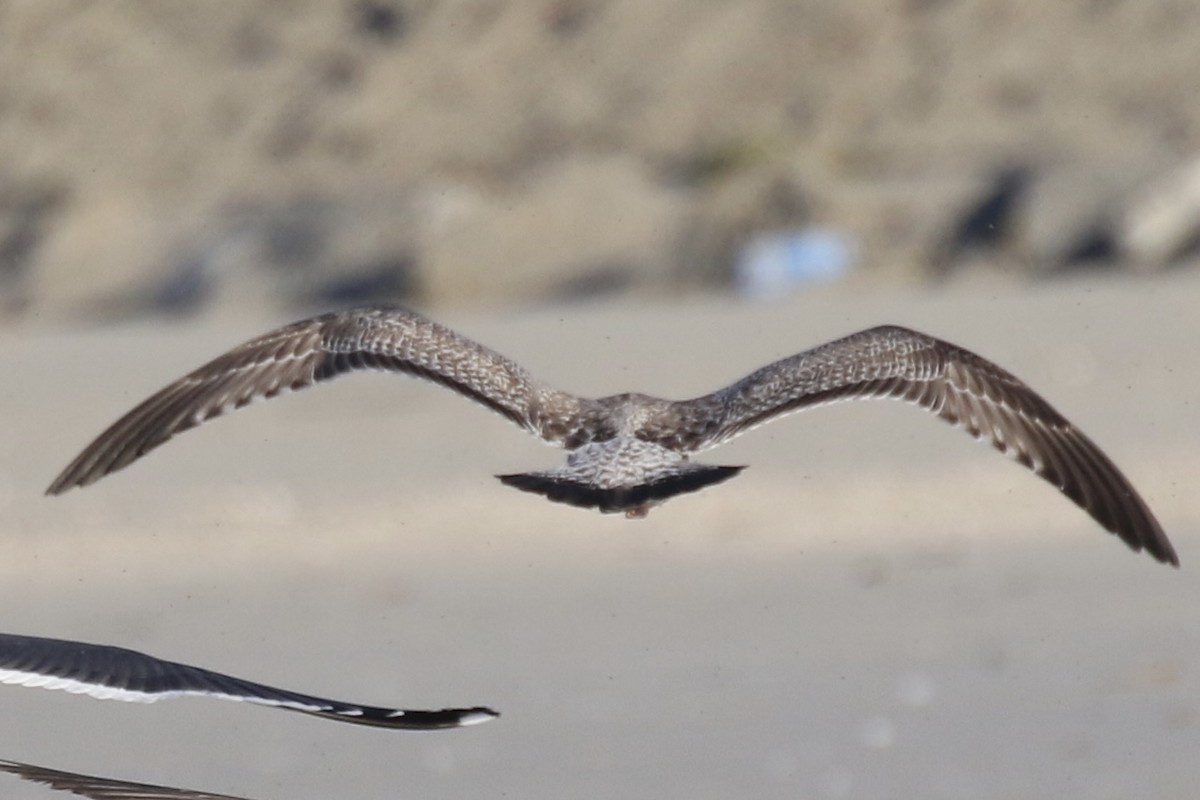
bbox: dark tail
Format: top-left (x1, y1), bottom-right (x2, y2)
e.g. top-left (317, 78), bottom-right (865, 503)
top-left (498, 464), bottom-right (744, 514)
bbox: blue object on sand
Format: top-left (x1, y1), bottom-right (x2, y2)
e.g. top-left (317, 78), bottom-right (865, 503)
top-left (735, 228), bottom-right (856, 299)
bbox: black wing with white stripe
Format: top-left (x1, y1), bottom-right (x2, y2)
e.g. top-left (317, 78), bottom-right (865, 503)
top-left (0, 634), bottom-right (497, 730)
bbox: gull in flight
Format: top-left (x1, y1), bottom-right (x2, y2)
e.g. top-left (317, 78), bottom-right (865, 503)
top-left (0, 632), bottom-right (497, 730)
top-left (46, 306), bottom-right (1177, 565)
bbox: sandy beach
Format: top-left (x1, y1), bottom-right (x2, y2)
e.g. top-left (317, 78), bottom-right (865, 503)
top-left (0, 273), bottom-right (1197, 799)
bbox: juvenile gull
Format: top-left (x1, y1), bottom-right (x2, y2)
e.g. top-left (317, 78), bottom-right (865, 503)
top-left (46, 306), bottom-right (1177, 565)
top-left (0, 633), bottom-right (497, 730)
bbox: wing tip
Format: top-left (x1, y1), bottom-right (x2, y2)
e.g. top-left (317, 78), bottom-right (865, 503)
top-left (458, 706), bottom-right (501, 726)
top-left (1104, 512), bottom-right (1178, 567)
top-left (46, 462), bottom-right (101, 496)
top-left (44, 477), bottom-right (72, 496)
top-left (1145, 535), bottom-right (1180, 568)
top-left (353, 704), bottom-right (500, 730)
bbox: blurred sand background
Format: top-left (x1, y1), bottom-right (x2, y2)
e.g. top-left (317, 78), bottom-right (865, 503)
top-left (1, 2), bottom-right (1200, 799)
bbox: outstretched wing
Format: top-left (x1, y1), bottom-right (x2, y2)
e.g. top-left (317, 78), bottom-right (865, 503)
top-left (670, 325), bottom-right (1177, 566)
top-left (47, 306), bottom-right (582, 494)
top-left (0, 759), bottom-right (251, 800)
top-left (0, 633), bottom-right (497, 730)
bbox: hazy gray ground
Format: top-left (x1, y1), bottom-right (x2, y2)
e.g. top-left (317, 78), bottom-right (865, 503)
top-left (0, 274), bottom-right (1197, 799)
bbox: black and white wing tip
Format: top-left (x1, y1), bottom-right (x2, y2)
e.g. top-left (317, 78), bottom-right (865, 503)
top-left (0, 758), bottom-right (252, 800)
top-left (0, 633), bottom-right (497, 731)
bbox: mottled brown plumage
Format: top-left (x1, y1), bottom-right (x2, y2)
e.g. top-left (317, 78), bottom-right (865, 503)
top-left (47, 306), bottom-right (1177, 565)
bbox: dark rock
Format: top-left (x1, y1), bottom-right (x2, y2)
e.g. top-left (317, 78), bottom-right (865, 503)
top-left (352, 2), bottom-right (407, 43)
top-left (0, 183), bottom-right (64, 318)
top-left (930, 165), bottom-right (1033, 276)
